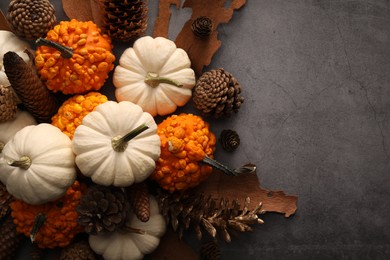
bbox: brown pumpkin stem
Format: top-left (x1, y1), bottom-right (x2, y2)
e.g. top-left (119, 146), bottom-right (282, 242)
top-left (30, 213), bottom-right (46, 243)
top-left (144, 72), bottom-right (183, 88)
top-left (0, 142), bottom-right (4, 153)
top-left (123, 226), bottom-right (147, 235)
top-left (202, 155), bottom-right (256, 176)
top-left (112, 124), bottom-right (150, 152)
top-left (35, 38), bottom-right (73, 59)
top-left (7, 156), bottom-right (32, 170)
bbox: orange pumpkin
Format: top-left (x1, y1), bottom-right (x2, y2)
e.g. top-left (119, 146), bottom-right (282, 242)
top-left (10, 181), bottom-right (87, 248)
top-left (35, 19), bottom-right (115, 94)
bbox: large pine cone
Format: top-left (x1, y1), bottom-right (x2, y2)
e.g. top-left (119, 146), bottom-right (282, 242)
top-left (0, 85), bottom-right (17, 122)
top-left (0, 183), bottom-right (13, 221)
top-left (193, 68), bottom-right (244, 118)
top-left (60, 240), bottom-right (96, 260)
top-left (77, 186), bottom-right (130, 235)
top-left (100, 0), bottom-right (148, 42)
top-left (7, 0), bottom-right (57, 40)
top-left (0, 215), bottom-right (23, 260)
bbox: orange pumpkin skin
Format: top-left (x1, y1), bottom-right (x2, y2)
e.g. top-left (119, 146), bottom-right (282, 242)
top-left (151, 114), bottom-right (216, 192)
top-left (35, 19), bottom-right (115, 94)
top-left (10, 181), bottom-right (87, 248)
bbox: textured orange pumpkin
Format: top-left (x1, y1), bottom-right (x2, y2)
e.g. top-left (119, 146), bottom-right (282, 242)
top-left (150, 114), bottom-right (216, 192)
top-left (10, 181), bottom-right (87, 248)
top-left (51, 92), bottom-right (108, 139)
top-left (35, 19), bottom-right (115, 94)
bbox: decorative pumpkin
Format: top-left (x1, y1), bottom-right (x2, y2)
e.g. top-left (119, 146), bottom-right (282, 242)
top-left (0, 123), bottom-right (77, 205)
top-left (151, 113), bottom-right (256, 192)
top-left (72, 101), bottom-right (161, 187)
top-left (113, 36), bottom-right (196, 117)
top-left (51, 92), bottom-right (108, 139)
top-left (10, 181), bottom-right (87, 248)
top-left (88, 195), bottom-right (166, 260)
top-left (150, 113), bottom-right (216, 192)
top-left (0, 110), bottom-right (36, 153)
top-left (0, 31), bottom-right (31, 87)
top-left (35, 19), bottom-right (115, 94)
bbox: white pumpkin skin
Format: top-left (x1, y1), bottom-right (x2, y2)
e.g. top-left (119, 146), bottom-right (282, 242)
top-left (89, 196), bottom-right (166, 260)
top-left (72, 101), bottom-right (161, 187)
top-left (0, 123), bottom-right (76, 205)
top-left (113, 36), bottom-right (196, 117)
top-left (0, 110), bottom-right (36, 153)
top-left (0, 31), bottom-right (31, 86)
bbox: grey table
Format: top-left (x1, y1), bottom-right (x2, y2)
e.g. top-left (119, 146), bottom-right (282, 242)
top-left (1, 0), bottom-right (390, 259)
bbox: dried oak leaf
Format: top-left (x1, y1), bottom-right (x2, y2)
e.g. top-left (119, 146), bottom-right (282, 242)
top-left (152, 0), bottom-right (181, 38)
top-left (152, 0), bottom-right (247, 75)
top-left (0, 10), bottom-right (11, 31)
top-left (196, 171), bottom-right (298, 217)
top-left (62, 0), bottom-right (103, 27)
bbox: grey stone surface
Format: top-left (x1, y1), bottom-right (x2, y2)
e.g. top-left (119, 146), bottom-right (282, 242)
top-left (1, 0), bottom-right (390, 259)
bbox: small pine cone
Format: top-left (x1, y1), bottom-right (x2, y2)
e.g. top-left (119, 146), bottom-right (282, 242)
top-left (100, 0), bottom-right (148, 42)
top-left (0, 215), bottom-right (23, 260)
top-left (0, 183), bottom-right (14, 221)
top-left (200, 240), bottom-right (221, 260)
top-left (6, 0), bottom-right (57, 40)
top-left (193, 68), bottom-right (244, 118)
top-left (219, 129), bottom-right (240, 152)
top-left (0, 85), bottom-right (17, 122)
top-left (60, 240), bottom-right (96, 260)
top-left (77, 186), bottom-right (130, 235)
top-left (191, 16), bottom-right (213, 38)
top-left (126, 182), bottom-right (150, 222)
top-left (3, 51), bottom-right (59, 123)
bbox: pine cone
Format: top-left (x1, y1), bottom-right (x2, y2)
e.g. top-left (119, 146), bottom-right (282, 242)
top-left (157, 189), bottom-right (264, 242)
top-left (3, 51), bottom-right (59, 123)
top-left (30, 244), bottom-right (45, 260)
top-left (191, 16), bottom-right (213, 38)
top-left (219, 129), bottom-right (240, 152)
top-left (7, 0), bottom-right (57, 40)
top-left (201, 240), bottom-right (221, 260)
top-left (193, 68), bottom-right (244, 118)
top-left (0, 183), bottom-right (13, 222)
top-left (100, 0), bottom-right (148, 42)
top-left (126, 182), bottom-right (150, 222)
top-left (77, 186), bottom-right (130, 235)
top-left (60, 240), bottom-right (96, 260)
top-left (0, 85), bottom-right (17, 122)
top-left (0, 215), bottom-right (23, 260)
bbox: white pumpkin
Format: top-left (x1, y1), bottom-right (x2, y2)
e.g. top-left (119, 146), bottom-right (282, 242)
top-left (0, 31), bottom-right (31, 86)
top-left (0, 123), bottom-right (76, 205)
top-left (0, 110), bottom-right (36, 153)
top-left (113, 36), bottom-right (196, 117)
top-left (72, 101), bottom-right (161, 187)
top-left (89, 196), bottom-right (166, 260)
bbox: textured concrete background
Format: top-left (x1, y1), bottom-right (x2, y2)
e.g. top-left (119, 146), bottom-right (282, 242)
top-left (2, 0), bottom-right (390, 259)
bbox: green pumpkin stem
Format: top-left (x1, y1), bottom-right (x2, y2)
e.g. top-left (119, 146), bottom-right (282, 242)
top-left (202, 155), bottom-right (256, 176)
top-left (8, 156), bottom-right (32, 170)
top-left (112, 124), bottom-right (149, 152)
top-left (144, 72), bottom-right (183, 88)
top-left (35, 38), bottom-right (73, 59)
top-left (30, 213), bottom-right (46, 243)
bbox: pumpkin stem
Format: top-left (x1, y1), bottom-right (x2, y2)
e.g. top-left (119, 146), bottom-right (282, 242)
top-left (0, 142), bottom-right (4, 153)
top-left (202, 155), bottom-right (256, 176)
top-left (144, 72), bottom-right (183, 88)
top-left (123, 226), bottom-right (147, 235)
top-left (112, 124), bottom-right (150, 152)
top-left (30, 213), bottom-right (46, 243)
top-left (35, 38), bottom-right (73, 59)
top-left (7, 156), bottom-right (32, 170)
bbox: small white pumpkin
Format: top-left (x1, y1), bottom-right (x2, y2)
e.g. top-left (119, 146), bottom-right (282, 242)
top-left (0, 31), bottom-right (31, 86)
top-left (72, 101), bottom-right (161, 187)
top-left (0, 123), bottom-right (76, 205)
top-left (0, 110), bottom-right (36, 153)
top-left (113, 36), bottom-right (196, 117)
top-left (89, 196), bottom-right (166, 260)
